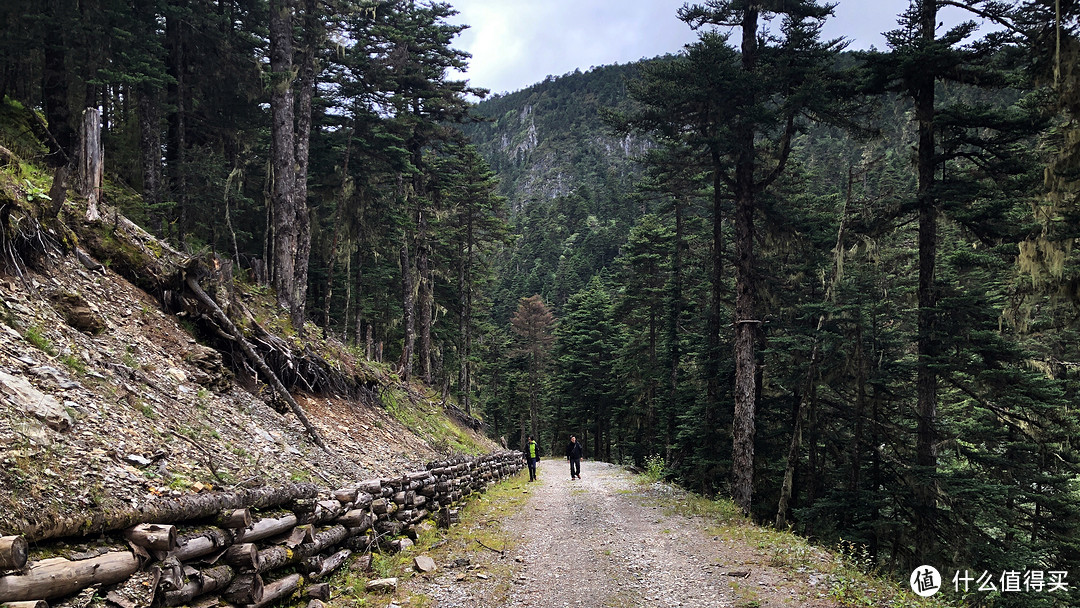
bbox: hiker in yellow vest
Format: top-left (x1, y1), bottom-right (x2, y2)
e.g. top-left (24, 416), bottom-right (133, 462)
top-left (526, 436), bottom-right (539, 481)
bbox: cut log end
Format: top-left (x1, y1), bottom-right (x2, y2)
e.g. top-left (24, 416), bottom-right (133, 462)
top-left (0, 536), bottom-right (28, 571)
top-left (124, 524), bottom-right (177, 552)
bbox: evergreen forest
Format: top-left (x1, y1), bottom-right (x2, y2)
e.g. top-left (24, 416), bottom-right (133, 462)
top-left (3, 0), bottom-right (1080, 604)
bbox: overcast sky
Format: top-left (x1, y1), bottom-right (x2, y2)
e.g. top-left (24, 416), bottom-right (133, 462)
top-left (446, 0), bottom-right (995, 97)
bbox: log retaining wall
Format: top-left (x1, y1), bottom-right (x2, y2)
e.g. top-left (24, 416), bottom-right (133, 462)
top-left (0, 451), bottom-right (523, 606)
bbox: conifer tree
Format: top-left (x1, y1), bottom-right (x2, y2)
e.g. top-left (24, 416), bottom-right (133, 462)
top-left (621, 0), bottom-right (850, 514)
top-left (552, 276), bottom-right (622, 461)
top-left (509, 295), bottom-right (555, 448)
top-left (429, 144), bottom-right (510, 413)
top-left (614, 214), bottom-right (674, 464)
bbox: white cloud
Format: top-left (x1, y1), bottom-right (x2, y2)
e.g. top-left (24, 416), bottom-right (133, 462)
top-left (448, 0), bottom-right (694, 96)
top-left (447, 0), bottom-right (1003, 96)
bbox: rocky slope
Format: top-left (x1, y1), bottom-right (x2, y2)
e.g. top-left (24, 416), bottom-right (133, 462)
top-left (0, 198), bottom-right (496, 540)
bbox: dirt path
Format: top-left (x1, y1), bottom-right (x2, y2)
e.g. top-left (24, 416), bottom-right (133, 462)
top-left (504, 459), bottom-right (733, 607)
top-left (406, 459), bottom-right (842, 608)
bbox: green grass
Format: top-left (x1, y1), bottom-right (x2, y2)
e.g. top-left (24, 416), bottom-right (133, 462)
top-left (631, 478), bottom-right (962, 608)
top-left (323, 469), bottom-right (532, 608)
top-left (641, 453), bottom-right (667, 482)
top-left (60, 354), bottom-right (86, 375)
top-left (378, 386), bottom-right (490, 456)
top-left (24, 325), bottom-right (56, 355)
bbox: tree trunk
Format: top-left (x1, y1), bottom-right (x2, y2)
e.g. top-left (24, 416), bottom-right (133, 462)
top-left (137, 83), bottom-right (162, 228)
top-left (914, 0), bottom-right (940, 563)
top-left (776, 169), bottom-right (851, 528)
top-left (731, 4), bottom-right (761, 518)
top-left (731, 170), bottom-right (758, 517)
top-left (850, 320), bottom-right (866, 525)
top-left (666, 196), bottom-right (684, 461)
top-left (305, 549), bottom-right (351, 581)
top-left (291, 0), bottom-right (319, 331)
top-left (222, 544), bottom-right (259, 570)
top-left (222, 572), bottom-right (264, 605)
top-left (706, 147), bottom-right (724, 422)
top-left (162, 565), bottom-right (235, 606)
top-left (418, 240), bottom-right (432, 384)
top-left (123, 523), bottom-right (177, 552)
top-left (43, 0), bottom-right (75, 220)
top-left (269, 0), bottom-right (298, 320)
top-left (165, 6), bottom-right (187, 242)
top-left (463, 210), bottom-right (474, 415)
top-left (17, 483), bottom-right (315, 542)
top-left (458, 235), bottom-right (467, 411)
top-left (42, 2), bottom-right (74, 169)
top-left (170, 527), bottom-right (232, 562)
top-left (215, 508), bottom-right (252, 529)
top-left (78, 108), bottom-right (103, 222)
top-left (247, 573), bottom-right (299, 608)
top-left (400, 237), bottom-right (415, 381)
top-left (0, 552), bottom-right (139, 602)
top-left (323, 131), bottom-right (351, 333)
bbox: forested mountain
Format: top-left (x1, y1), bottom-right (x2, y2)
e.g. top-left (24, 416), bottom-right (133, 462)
top-left (464, 4), bottom-right (1080, 604)
top-left (3, 0), bottom-right (1080, 604)
top-left (462, 63), bottom-right (647, 211)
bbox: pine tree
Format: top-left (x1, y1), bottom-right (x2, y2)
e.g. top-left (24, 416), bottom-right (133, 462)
top-left (551, 276), bottom-right (622, 461)
top-left (619, 0), bottom-right (851, 514)
top-left (509, 295), bottom-right (555, 448)
top-left (613, 214), bottom-right (674, 464)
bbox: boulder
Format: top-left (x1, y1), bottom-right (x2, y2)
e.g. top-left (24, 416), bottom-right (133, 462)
top-left (0, 370), bottom-right (73, 431)
top-left (414, 555), bottom-right (436, 573)
top-left (365, 577), bottom-right (397, 593)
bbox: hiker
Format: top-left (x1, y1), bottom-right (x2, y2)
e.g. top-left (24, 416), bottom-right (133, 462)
top-left (565, 435), bottom-right (582, 479)
top-left (525, 435), bottom-right (539, 481)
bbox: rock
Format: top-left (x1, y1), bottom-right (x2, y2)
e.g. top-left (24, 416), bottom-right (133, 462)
top-left (51, 291), bottom-right (107, 334)
top-left (391, 538), bottom-right (414, 552)
top-left (351, 554), bottom-right (373, 572)
top-left (366, 577), bottom-right (398, 593)
top-left (414, 555), bottom-right (437, 573)
top-left (307, 582), bottom-right (331, 600)
top-left (13, 420), bottom-right (51, 446)
top-left (0, 370), bottom-right (74, 431)
top-left (165, 367), bottom-right (187, 383)
top-left (124, 453), bottom-right (151, 466)
top-left (182, 344), bottom-right (232, 390)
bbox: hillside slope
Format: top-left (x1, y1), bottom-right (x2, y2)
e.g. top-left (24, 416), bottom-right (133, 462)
top-left (464, 62), bottom-right (649, 215)
top-left (0, 173), bottom-right (497, 539)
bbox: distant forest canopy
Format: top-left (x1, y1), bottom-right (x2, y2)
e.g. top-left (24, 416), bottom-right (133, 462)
top-left (3, 0), bottom-right (1080, 598)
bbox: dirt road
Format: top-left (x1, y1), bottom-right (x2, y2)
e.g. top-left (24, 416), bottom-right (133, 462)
top-left (406, 459), bottom-right (841, 608)
top-left (503, 458), bottom-right (734, 607)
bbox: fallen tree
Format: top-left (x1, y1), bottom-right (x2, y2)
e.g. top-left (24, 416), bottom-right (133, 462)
top-left (13, 483), bottom-right (317, 542)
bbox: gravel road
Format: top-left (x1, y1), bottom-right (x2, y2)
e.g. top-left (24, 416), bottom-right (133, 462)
top-left (503, 458), bottom-right (736, 608)
top-left (405, 458), bottom-right (838, 608)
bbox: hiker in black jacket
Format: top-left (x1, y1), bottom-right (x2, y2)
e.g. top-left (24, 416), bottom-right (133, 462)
top-left (565, 435), bottom-right (582, 479)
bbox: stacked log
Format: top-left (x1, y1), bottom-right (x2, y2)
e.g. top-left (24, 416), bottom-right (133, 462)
top-left (0, 451), bottom-right (524, 606)
top-left (0, 537), bottom-right (28, 571)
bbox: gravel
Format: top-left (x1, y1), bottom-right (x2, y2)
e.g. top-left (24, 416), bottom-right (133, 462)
top-left (407, 459), bottom-right (840, 608)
